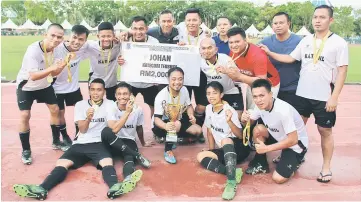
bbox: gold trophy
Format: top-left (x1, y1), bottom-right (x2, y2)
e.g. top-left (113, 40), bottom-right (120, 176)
top-left (162, 101), bottom-right (188, 142)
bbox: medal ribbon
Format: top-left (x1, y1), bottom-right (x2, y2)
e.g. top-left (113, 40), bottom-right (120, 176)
top-left (42, 41), bottom-right (54, 83)
top-left (313, 31), bottom-right (331, 64)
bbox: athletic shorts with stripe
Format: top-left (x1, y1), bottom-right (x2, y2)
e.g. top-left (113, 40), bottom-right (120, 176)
top-left (208, 137), bottom-right (250, 164)
top-left (107, 138), bottom-right (139, 161)
top-left (59, 142), bottom-right (112, 170)
top-left (17, 81), bottom-right (58, 111)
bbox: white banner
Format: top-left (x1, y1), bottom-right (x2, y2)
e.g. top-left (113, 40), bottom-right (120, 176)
top-left (120, 42), bottom-right (201, 86)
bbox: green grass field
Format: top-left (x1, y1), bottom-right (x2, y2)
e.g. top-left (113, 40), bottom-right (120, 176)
top-left (1, 36), bottom-right (360, 83)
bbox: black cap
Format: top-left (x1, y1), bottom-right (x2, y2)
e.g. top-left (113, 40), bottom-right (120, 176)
top-left (98, 22), bottom-right (114, 31)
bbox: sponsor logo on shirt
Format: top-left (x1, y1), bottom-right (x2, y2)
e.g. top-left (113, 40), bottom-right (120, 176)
top-left (211, 124), bottom-right (224, 133)
top-left (90, 118), bottom-right (105, 122)
top-left (265, 124), bottom-right (279, 133)
top-left (98, 58), bottom-right (115, 64)
top-left (239, 69), bottom-right (253, 76)
top-left (304, 53), bottom-right (325, 62)
top-left (122, 124), bottom-right (135, 129)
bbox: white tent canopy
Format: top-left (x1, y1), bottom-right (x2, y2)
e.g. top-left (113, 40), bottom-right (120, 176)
top-left (114, 20), bottom-right (128, 30)
top-left (212, 26), bottom-right (218, 33)
top-left (91, 20), bottom-right (104, 31)
top-left (245, 24), bottom-right (260, 37)
top-left (41, 19), bottom-right (52, 29)
top-left (18, 19), bottom-right (40, 30)
top-left (296, 26), bottom-right (311, 36)
top-left (80, 19), bottom-right (93, 30)
top-left (61, 19), bottom-right (72, 30)
top-left (148, 20), bottom-right (158, 28)
top-left (232, 23), bottom-right (238, 27)
top-left (200, 22), bottom-right (209, 31)
top-left (1, 19), bottom-right (18, 29)
top-left (261, 25), bottom-right (275, 35)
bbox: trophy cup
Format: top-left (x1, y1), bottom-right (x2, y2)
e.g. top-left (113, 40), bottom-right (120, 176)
top-left (162, 102), bottom-right (188, 142)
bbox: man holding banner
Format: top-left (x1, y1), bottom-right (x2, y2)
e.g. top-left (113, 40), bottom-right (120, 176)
top-left (152, 67), bottom-right (202, 164)
top-left (118, 16), bottom-right (160, 119)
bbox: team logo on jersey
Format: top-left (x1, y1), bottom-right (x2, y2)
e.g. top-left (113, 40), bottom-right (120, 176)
top-left (264, 124), bottom-right (279, 133)
top-left (122, 124), bottom-right (134, 129)
top-left (210, 124), bottom-right (224, 133)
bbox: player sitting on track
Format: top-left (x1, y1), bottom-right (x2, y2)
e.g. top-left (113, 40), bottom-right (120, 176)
top-left (152, 67), bottom-right (202, 164)
top-left (196, 81), bottom-right (250, 200)
top-left (242, 79), bottom-right (308, 184)
top-left (16, 23), bottom-right (70, 165)
top-left (52, 25), bottom-right (90, 148)
top-left (101, 82), bottom-right (152, 179)
top-left (13, 79), bottom-right (142, 200)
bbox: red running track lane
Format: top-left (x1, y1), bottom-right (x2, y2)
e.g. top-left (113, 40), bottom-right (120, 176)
top-left (2, 83), bottom-right (361, 201)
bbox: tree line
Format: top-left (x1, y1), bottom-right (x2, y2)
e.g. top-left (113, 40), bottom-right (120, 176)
top-left (1, 0), bottom-right (361, 37)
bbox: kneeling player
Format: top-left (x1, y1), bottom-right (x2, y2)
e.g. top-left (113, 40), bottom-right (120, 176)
top-left (13, 79), bottom-right (141, 200)
top-left (152, 67), bottom-right (202, 164)
top-left (197, 81), bottom-right (250, 200)
top-left (101, 82), bottom-right (152, 180)
top-left (242, 79), bottom-right (308, 184)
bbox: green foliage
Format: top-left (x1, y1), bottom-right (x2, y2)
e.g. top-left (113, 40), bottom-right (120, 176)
top-left (0, 0), bottom-right (360, 37)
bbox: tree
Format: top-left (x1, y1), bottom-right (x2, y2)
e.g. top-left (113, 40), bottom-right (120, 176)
top-left (331, 6), bottom-right (355, 37)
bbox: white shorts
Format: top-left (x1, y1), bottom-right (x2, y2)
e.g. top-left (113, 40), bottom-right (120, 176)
top-left (246, 83), bottom-right (280, 110)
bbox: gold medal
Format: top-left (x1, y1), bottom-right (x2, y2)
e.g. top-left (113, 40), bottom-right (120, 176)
top-left (66, 52), bottom-right (76, 83)
top-left (100, 42), bottom-right (112, 74)
top-left (206, 55), bottom-right (219, 76)
top-left (312, 31), bottom-right (331, 71)
top-left (92, 99), bottom-right (102, 111)
top-left (42, 41), bottom-right (54, 83)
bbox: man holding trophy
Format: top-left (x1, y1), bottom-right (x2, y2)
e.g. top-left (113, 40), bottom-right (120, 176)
top-left (152, 67), bottom-right (203, 164)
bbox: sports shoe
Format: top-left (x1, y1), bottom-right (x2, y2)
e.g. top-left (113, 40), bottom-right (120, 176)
top-left (235, 168), bottom-right (243, 184)
top-left (164, 151), bottom-right (176, 164)
top-left (245, 162), bottom-right (269, 175)
top-left (222, 180), bottom-right (237, 200)
top-left (107, 170), bottom-right (143, 199)
top-left (136, 154), bottom-right (151, 168)
top-left (52, 141), bottom-right (70, 152)
top-left (13, 184), bottom-right (47, 200)
top-left (21, 150), bottom-right (32, 165)
top-left (197, 133), bottom-right (205, 143)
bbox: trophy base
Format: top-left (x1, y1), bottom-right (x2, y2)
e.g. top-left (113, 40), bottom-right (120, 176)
top-left (165, 130), bottom-right (177, 143)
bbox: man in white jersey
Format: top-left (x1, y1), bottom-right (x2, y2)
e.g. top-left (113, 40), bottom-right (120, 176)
top-left (241, 79), bottom-right (308, 184)
top-left (198, 38), bottom-right (244, 121)
top-left (197, 81), bottom-right (249, 200)
top-left (87, 22), bottom-right (121, 101)
top-left (52, 25), bottom-right (90, 147)
top-left (153, 67), bottom-right (202, 164)
top-left (259, 5), bottom-right (348, 183)
top-left (13, 79), bottom-right (142, 200)
top-left (117, 16), bottom-right (160, 120)
top-left (16, 24), bottom-right (70, 165)
top-left (101, 82), bottom-right (152, 181)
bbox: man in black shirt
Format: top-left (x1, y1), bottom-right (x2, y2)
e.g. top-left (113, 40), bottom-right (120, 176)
top-left (147, 10), bottom-right (180, 44)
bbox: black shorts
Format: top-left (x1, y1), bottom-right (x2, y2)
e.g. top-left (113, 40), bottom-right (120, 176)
top-left (223, 93), bottom-right (244, 111)
top-left (106, 85), bottom-right (117, 101)
top-left (108, 138), bottom-right (139, 161)
top-left (132, 85), bottom-right (158, 107)
top-left (263, 134), bottom-right (307, 178)
top-left (59, 142), bottom-right (112, 170)
top-left (152, 113), bottom-right (192, 138)
top-left (56, 88), bottom-right (83, 110)
top-left (209, 137), bottom-right (250, 164)
top-left (297, 96), bottom-right (336, 128)
top-left (277, 91), bottom-right (303, 114)
top-left (17, 81), bottom-right (58, 111)
top-left (185, 71), bottom-right (208, 106)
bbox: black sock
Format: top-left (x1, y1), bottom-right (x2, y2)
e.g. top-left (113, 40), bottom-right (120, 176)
top-left (195, 111), bottom-right (205, 126)
top-left (101, 127), bottom-right (139, 158)
top-left (50, 125), bottom-right (60, 143)
top-left (165, 142), bottom-right (173, 152)
top-left (59, 124), bottom-right (70, 139)
top-left (223, 144), bottom-right (237, 180)
top-left (102, 165), bottom-right (118, 188)
top-left (75, 123), bottom-right (79, 136)
top-left (19, 130), bottom-right (31, 151)
top-left (40, 166), bottom-right (68, 191)
top-left (200, 157), bottom-right (226, 174)
top-left (123, 155), bottom-right (135, 178)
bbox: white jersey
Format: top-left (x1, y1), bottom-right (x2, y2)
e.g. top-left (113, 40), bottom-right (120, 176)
top-left (73, 99), bottom-right (117, 144)
top-left (179, 28), bottom-right (208, 48)
top-left (205, 103), bottom-right (241, 148)
top-left (52, 42), bottom-right (89, 94)
top-left (16, 41), bottom-right (52, 91)
top-left (87, 40), bottom-right (121, 88)
top-left (154, 86), bottom-right (191, 121)
top-left (126, 35), bottom-right (159, 88)
top-left (250, 98), bottom-right (308, 153)
top-left (201, 53), bottom-right (240, 95)
top-left (111, 105), bottom-right (144, 141)
top-left (290, 33), bottom-right (349, 101)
